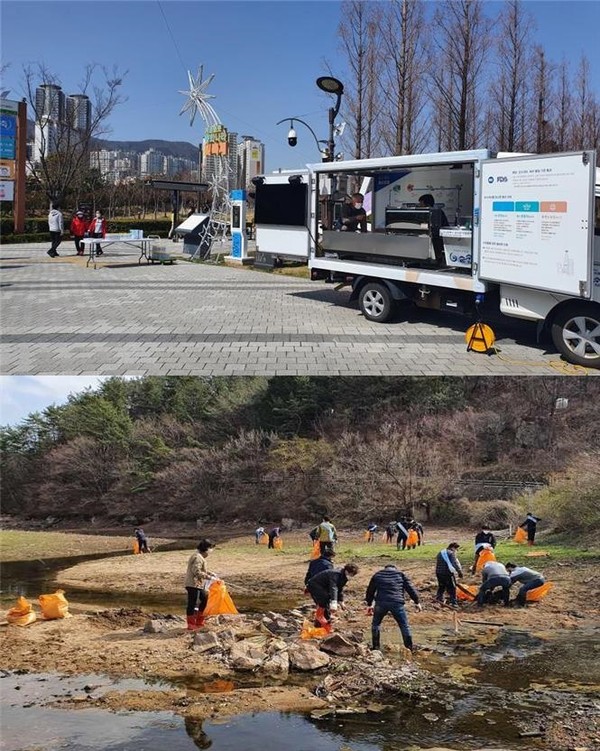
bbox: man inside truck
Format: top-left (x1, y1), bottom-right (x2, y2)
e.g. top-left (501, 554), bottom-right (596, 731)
top-left (418, 193), bottom-right (449, 266)
top-left (341, 192), bottom-right (367, 232)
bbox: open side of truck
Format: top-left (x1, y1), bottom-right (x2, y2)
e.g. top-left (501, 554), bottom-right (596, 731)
top-left (306, 149), bottom-right (600, 369)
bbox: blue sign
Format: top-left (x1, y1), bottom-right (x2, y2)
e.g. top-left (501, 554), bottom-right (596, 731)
top-left (0, 137), bottom-right (16, 159)
top-left (0, 115), bottom-right (16, 137)
top-left (231, 234), bottom-right (242, 258)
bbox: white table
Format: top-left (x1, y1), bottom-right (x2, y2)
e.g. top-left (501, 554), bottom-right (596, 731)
top-left (81, 237), bottom-right (153, 268)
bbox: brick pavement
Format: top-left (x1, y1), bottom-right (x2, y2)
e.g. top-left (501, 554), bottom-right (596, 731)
top-left (0, 243), bottom-right (596, 376)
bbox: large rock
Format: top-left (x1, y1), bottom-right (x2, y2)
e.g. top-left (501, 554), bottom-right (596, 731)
top-left (262, 650), bottom-right (289, 677)
top-left (320, 633), bottom-right (359, 657)
top-left (229, 640), bottom-right (267, 671)
top-left (192, 631), bottom-right (221, 653)
top-left (289, 642), bottom-right (331, 671)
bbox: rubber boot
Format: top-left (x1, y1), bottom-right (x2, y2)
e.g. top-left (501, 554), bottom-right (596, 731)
top-left (195, 613), bottom-right (205, 629)
top-left (187, 615), bottom-right (198, 631)
top-left (372, 632), bottom-right (380, 650)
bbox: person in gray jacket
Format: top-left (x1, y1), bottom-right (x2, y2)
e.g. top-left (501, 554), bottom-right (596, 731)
top-left (477, 560), bottom-right (511, 606)
top-left (47, 204), bottom-right (64, 257)
top-left (506, 563), bottom-right (545, 606)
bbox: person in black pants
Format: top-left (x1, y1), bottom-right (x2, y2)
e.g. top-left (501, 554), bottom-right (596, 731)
top-left (435, 542), bottom-right (463, 607)
top-left (184, 538), bottom-right (216, 630)
top-left (396, 519), bottom-right (409, 550)
top-left (268, 526), bottom-right (280, 549)
top-left (520, 513), bottom-right (541, 545)
top-left (306, 563), bottom-right (359, 628)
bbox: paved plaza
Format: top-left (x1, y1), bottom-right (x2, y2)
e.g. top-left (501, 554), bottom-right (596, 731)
top-left (0, 243), bottom-right (596, 376)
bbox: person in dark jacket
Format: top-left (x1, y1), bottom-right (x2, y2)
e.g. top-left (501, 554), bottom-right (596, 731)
top-left (385, 522), bottom-right (396, 544)
top-left (395, 519), bottom-right (409, 550)
top-left (134, 527), bottom-right (149, 553)
top-left (472, 526), bottom-right (497, 572)
top-left (435, 542), bottom-right (463, 607)
top-left (304, 549), bottom-right (336, 588)
top-left (365, 564), bottom-right (422, 651)
top-left (520, 513), bottom-right (541, 545)
top-left (267, 526), bottom-right (280, 549)
top-left (306, 563), bottom-right (359, 628)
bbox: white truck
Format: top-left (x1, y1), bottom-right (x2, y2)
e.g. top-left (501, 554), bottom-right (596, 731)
top-left (255, 149), bottom-right (600, 368)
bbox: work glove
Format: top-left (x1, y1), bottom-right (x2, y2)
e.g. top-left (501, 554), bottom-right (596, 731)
top-left (330, 601), bottom-right (338, 612)
top-left (415, 603), bottom-right (423, 612)
top-left (366, 606), bottom-right (374, 616)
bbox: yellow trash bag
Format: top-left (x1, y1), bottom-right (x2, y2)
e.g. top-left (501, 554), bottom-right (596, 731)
top-left (406, 529), bottom-right (419, 548)
top-left (273, 537), bottom-right (283, 550)
top-left (456, 584), bottom-right (478, 601)
top-left (39, 590), bottom-right (71, 620)
top-left (6, 596), bottom-right (37, 627)
top-left (133, 539), bottom-right (140, 554)
top-left (259, 533), bottom-right (268, 545)
top-left (514, 527), bottom-right (527, 543)
top-left (203, 581), bottom-right (239, 617)
top-left (300, 620), bottom-right (330, 640)
top-left (310, 540), bottom-right (321, 560)
top-left (525, 581), bottom-right (553, 602)
top-left (475, 547), bottom-right (496, 572)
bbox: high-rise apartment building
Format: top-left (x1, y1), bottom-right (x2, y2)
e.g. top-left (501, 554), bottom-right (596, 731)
top-left (201, 128), bottom-right (237, 192)
top-left (237, 136), bottom-right (265, 188)
top-left (34, 83), bottom-right (65, 159)
top-left (66, 94), bottom-right (91, 131)
top-left (140, 148), bottom-right (166, 176)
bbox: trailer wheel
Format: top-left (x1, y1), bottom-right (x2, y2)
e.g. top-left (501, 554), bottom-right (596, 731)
top-left (551, 303), bottom-right (600, 368)
top-left (358, 282), bottom-right (394, 323)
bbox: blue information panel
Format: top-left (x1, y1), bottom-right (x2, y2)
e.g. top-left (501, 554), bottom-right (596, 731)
top-left (0, 137), bottom-right (16, 159)
top-left (0, 115), bottom-right (16, 137)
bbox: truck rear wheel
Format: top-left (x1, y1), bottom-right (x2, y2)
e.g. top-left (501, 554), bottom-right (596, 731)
top-left (551, 303), bottom-right (600, 368)
top-left (358, 282), bottom-right (394, 323)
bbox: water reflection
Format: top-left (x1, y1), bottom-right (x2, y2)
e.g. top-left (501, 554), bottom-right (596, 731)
top-left (185, 717), bottom-right (212, 749)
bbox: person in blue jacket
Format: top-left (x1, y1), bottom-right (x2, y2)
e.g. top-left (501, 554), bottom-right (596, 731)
top-left (304, 549), bottom-right (336, 589)
top-left (365, 564), bottom-right (422, 651)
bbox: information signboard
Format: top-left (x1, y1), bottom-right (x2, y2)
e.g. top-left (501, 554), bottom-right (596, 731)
top-left (479, 152), bottom-right (595, 297)
top-left (0, 137), bottom-right (16, 159)
top-left (0, 180), bottom-right (15, 201)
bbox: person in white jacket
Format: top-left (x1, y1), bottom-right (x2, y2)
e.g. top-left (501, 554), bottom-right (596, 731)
top-left (47, 204), bottom-right (64, 257)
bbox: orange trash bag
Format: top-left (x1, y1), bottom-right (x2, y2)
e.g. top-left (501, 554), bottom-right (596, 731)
top-left (363, 530), bottom-right (370, 541)
top-left (6, 596), bottom-right (37, 626)
top-left (259, 533), bottom-right (268, 545)
top-left (310, 540), bottom-right (321, 559)
top-left (514, 527), bottom-right (527, 543)
top-left (456, 584), bottom-right (478, 601)
top-left (273, 537), bottom-right (283, 550)
top-left (526, 581), bottom-right (553, 602)
top-left (39, 590), bottom-right (71, 620)
top-left (203, 581), bottom-right (239, 617)
top-left (133, 539), bottom-right (140, 554)
top-left (300, 620), bottom-right (330, 639)
top-left (406, 530), bottom-right (419, 548)
top-left (475, 548), bottom-right (496, 572)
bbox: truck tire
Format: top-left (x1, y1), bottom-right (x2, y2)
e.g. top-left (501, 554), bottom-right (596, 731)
top-left (358, 282), bottom-right (394, 323)
top-left (551, 302), bottom-right (600, 368)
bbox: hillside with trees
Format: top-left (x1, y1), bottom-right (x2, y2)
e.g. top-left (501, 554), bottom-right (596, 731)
top-left (1, 377), bottom-right (598, 533)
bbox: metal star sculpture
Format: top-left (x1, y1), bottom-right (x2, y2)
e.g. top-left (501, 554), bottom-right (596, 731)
top-left (179, 66), bottom-right (219, 128)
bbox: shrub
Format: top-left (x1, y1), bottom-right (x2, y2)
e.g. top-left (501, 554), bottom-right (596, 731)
top-left (431, 498), bottom-right (471, 524)
top-left (468, 500), bottom-right (521, 529)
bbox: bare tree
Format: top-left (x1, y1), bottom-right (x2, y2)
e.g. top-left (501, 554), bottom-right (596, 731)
top-left (337, 0), bottom-right (383, 159)
top-left (428, 0), bottom-right (491, 150)
top-left (378, 0), bottom-right (428, 155)
top-left (24, 63), bottom-right (126, 204)
top-left (554, 59), bottom-right (572, 152)
top-left (530, 46), bottom-right (553, 152)
top-left (489, 0), bottom-right (533, 152)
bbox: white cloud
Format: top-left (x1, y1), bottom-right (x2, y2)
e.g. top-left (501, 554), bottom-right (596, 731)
top-left (0, 376), bottom-right (109, 427)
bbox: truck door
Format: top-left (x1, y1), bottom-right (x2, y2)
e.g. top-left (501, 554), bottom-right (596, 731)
top-left (479, 151), bottom-right (596, 297)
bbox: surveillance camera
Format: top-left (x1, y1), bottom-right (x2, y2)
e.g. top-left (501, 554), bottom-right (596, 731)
top-left (287, 128), bottom-right (297, 147)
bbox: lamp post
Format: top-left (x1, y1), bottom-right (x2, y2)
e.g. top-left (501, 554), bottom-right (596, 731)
top-left (277, 76), bottom-right (344, 162)
top-left (316, 76), bottom-right (344, 163)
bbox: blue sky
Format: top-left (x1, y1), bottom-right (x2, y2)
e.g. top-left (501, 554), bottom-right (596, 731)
top-left (1, 1), bottom-right (600, 170)
top-left (0, 376), bottom-right (108, 426)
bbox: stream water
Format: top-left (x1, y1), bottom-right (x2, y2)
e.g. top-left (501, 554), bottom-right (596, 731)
top-left (2, 551), bottom-right (599, 751)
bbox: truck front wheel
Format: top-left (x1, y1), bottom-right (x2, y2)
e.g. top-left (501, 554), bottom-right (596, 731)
top-left (358, 282), bottom-right (394, 323)
top-left (551, 303), bottom-right (600, 368)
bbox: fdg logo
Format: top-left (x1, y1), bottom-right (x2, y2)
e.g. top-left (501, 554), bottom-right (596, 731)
top-left (488, 175), bottom-right (508, 183)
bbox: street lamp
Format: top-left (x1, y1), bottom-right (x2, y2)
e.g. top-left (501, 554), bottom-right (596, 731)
top-left (277, 76), bottom-right (344, 162)
top-left (316, 76), bottom-right (344, 163)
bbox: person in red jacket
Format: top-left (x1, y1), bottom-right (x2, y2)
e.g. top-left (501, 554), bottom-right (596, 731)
top-left (89, 210), bottom-right (107, 255)
top-left (70, 210), bottom-right (88, 255)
